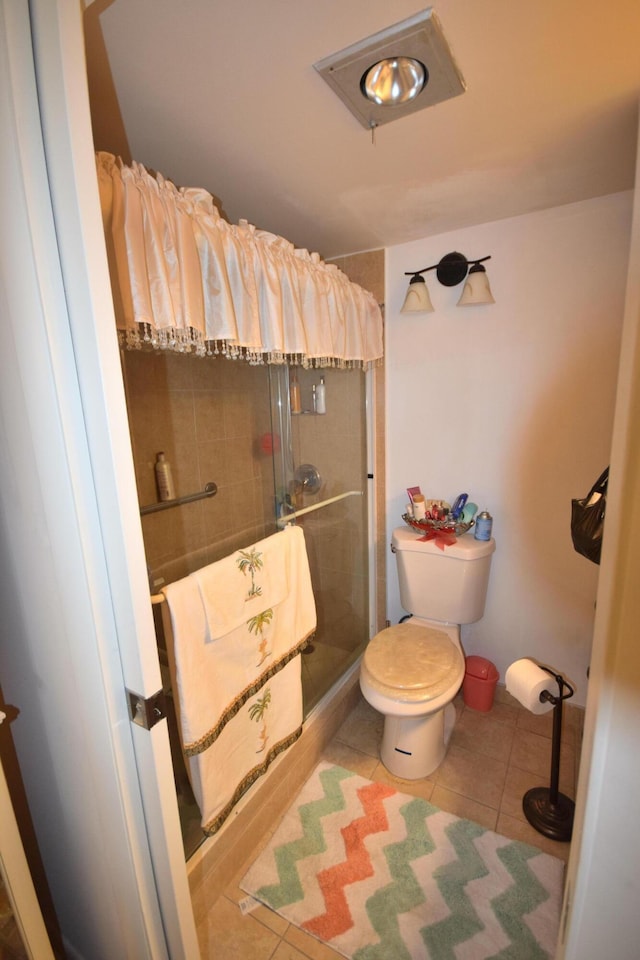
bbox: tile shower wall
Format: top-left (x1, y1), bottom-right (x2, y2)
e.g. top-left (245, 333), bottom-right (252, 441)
top-left (120, 350), bottom-right (275, 586)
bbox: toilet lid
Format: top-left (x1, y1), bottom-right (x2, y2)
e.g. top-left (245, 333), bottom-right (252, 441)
top-left (362, 622), bottom-right (463, 701)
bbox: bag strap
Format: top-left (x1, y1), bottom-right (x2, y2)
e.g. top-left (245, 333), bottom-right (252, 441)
top-left (588, 467), bottom-right (609, 497)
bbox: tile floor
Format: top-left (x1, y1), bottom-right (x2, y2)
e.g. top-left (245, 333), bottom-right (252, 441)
top-left (195, 685), bottom-right (582, 959)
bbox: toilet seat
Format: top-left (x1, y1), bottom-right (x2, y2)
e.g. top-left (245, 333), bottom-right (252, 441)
top-left (362, 622), bottom-right (463, 702)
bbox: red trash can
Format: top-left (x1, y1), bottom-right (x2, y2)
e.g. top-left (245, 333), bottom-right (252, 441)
top-left (463, 656), bottom-right (499, 712)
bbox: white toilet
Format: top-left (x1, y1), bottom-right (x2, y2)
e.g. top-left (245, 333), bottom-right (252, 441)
top-left (360, 526), bottom-right (495, 779)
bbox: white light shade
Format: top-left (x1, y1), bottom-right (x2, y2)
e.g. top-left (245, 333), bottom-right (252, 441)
top-left (401, 277), bottom-right (434, 313)
top-left (457, 264), bottom-right (495, 306)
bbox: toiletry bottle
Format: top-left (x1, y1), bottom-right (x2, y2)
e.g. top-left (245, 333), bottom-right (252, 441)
top-left (289, 371), bottom-right (301, 414)
top-left (412, 493), bottom-right (427, 520)
top-left (312, 383), bottom-right (317, 413)
top-left (316, 375), bottom-right (326, 414)
top-left (155, 452), bottom-right (175, 502)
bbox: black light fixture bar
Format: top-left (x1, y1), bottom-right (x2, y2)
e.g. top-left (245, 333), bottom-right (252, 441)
top-left (404, 252), bottom-right (491, 286)
top-left (401, 250), bottom-right (495, 312)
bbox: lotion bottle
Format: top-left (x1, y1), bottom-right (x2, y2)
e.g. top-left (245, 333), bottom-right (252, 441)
top-left (316, 375), bottom-right (326, 414)
top-left (155, 452), bottom-right (175, 502)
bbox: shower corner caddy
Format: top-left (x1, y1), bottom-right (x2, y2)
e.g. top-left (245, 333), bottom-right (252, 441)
top-left (140, 481), bottom-right (217, 516)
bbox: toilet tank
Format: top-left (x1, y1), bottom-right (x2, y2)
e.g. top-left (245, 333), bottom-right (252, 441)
top-left (392, 526), bottom-right (495, 623)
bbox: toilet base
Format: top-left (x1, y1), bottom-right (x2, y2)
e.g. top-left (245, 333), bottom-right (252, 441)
top-left (380, 702), bottom-right (457, 780)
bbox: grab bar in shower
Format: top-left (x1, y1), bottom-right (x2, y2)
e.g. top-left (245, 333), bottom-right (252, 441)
top-left (140, 481), bottom-right (217, 516)
top-left (277, 489), bottom-right (363, 527)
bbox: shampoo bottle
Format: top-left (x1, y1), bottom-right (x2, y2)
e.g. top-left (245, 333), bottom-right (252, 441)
top-left (289, 371), bottom-right (301, 414)
top-left (155, 452), bottom-right (175, 502)
top-left (316, 375), bottom-right (326, 414)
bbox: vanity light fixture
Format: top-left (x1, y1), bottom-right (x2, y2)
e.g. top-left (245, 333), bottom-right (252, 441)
top-left (400, 252), bottom-right (495, 313)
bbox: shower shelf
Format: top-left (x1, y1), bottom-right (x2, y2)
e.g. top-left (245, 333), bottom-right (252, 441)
top-left (140, 481), bottom-right (217, 516)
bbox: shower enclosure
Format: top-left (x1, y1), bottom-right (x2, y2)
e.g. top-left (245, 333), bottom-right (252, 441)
top-left (121, 349), bottom-right (373, 858)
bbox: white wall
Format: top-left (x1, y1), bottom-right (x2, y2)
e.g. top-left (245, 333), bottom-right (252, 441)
top-left (385, 193), bottom-right (632, 705)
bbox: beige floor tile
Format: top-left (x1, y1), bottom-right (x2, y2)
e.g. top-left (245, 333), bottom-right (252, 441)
top-left (196, 895), bottom-right (280, 959)
top-left (516, 707), bottom-right (575, 747)
top-left (244, 899), bottom-right (290, 938)
top-left (450, 710), bottom-right (516, 762)
top-left (479, 698), bottom-right (520, 727)
top-left (493, 685), bottom-right (521, 709)
top-left (321, 740), bottom-right (379, 778)
top-left (284, 924), bottom-right (346, 960)
top-left (272, 940), bottom-right (319, 960)
top-left (333, 697), bottom-right (383, 758)
top-left (500, 764), bottom-right (550, 823)
top-left (434, 744), bottom-right (507, 809)
top-left (509, 728), bottom-right (576, 795)
top-left (430, 785), bottom-right (498, 830)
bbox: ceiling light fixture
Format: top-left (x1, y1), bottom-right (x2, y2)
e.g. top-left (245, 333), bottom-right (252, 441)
top-left (360, 57), bottom-right (428, 106)
top-left (314, 9), bottom-right (465, 130)
top-left (401, 252), bottom-right (495, 313)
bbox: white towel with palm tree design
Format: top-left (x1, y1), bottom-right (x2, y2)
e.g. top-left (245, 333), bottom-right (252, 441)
top-left (161, 524), bottom-right (316, 834)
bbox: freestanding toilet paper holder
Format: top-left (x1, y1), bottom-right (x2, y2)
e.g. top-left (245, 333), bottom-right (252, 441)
top-left (523, 667), bottom-right (575, 842)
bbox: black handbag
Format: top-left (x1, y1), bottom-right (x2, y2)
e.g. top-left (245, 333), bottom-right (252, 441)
top-left (571, 467), bottom-right (608, 565)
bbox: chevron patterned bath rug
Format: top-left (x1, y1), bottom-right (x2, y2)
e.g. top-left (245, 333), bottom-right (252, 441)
top-left (240, 762), bottom-right (564, 960)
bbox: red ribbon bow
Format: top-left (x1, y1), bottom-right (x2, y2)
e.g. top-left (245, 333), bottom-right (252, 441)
top-left (418, 527), bottom-right (457, 550)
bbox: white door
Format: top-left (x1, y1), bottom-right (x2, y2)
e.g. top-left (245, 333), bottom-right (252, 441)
top-left (1, 1), bottom-right (199, 956)
top-left (556, 109), bottom-right (640, 957)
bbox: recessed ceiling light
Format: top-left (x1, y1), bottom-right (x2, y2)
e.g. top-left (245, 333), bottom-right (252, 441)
top-left (314, 8), bottom-right (465, 129)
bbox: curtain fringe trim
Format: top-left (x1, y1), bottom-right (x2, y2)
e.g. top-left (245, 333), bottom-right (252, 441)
top-left (118, 328), bottom-right (381, 369)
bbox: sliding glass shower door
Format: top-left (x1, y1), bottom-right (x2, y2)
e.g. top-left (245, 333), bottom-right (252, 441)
top-left (270, 366), bottom-right (370, 714)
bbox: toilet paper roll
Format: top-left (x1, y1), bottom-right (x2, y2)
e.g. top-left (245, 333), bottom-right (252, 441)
top-left (505, 658), bottom-right (554, 714)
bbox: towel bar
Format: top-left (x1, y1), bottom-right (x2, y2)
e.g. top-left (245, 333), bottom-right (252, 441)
top-left (277, 489), bottom-right (363, 527)
top-left (140, 481), bottom-right (217, 516)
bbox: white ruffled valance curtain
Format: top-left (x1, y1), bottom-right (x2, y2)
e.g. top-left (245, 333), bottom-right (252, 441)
top-left (96, 152), bottom-right (383, 368)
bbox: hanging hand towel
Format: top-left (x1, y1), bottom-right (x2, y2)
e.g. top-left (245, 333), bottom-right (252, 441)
top-left (191, 527), bottom-right (291, 642)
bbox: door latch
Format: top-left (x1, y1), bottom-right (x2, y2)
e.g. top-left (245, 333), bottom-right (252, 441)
top-left (127, 689), bottom-right (166, 730)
